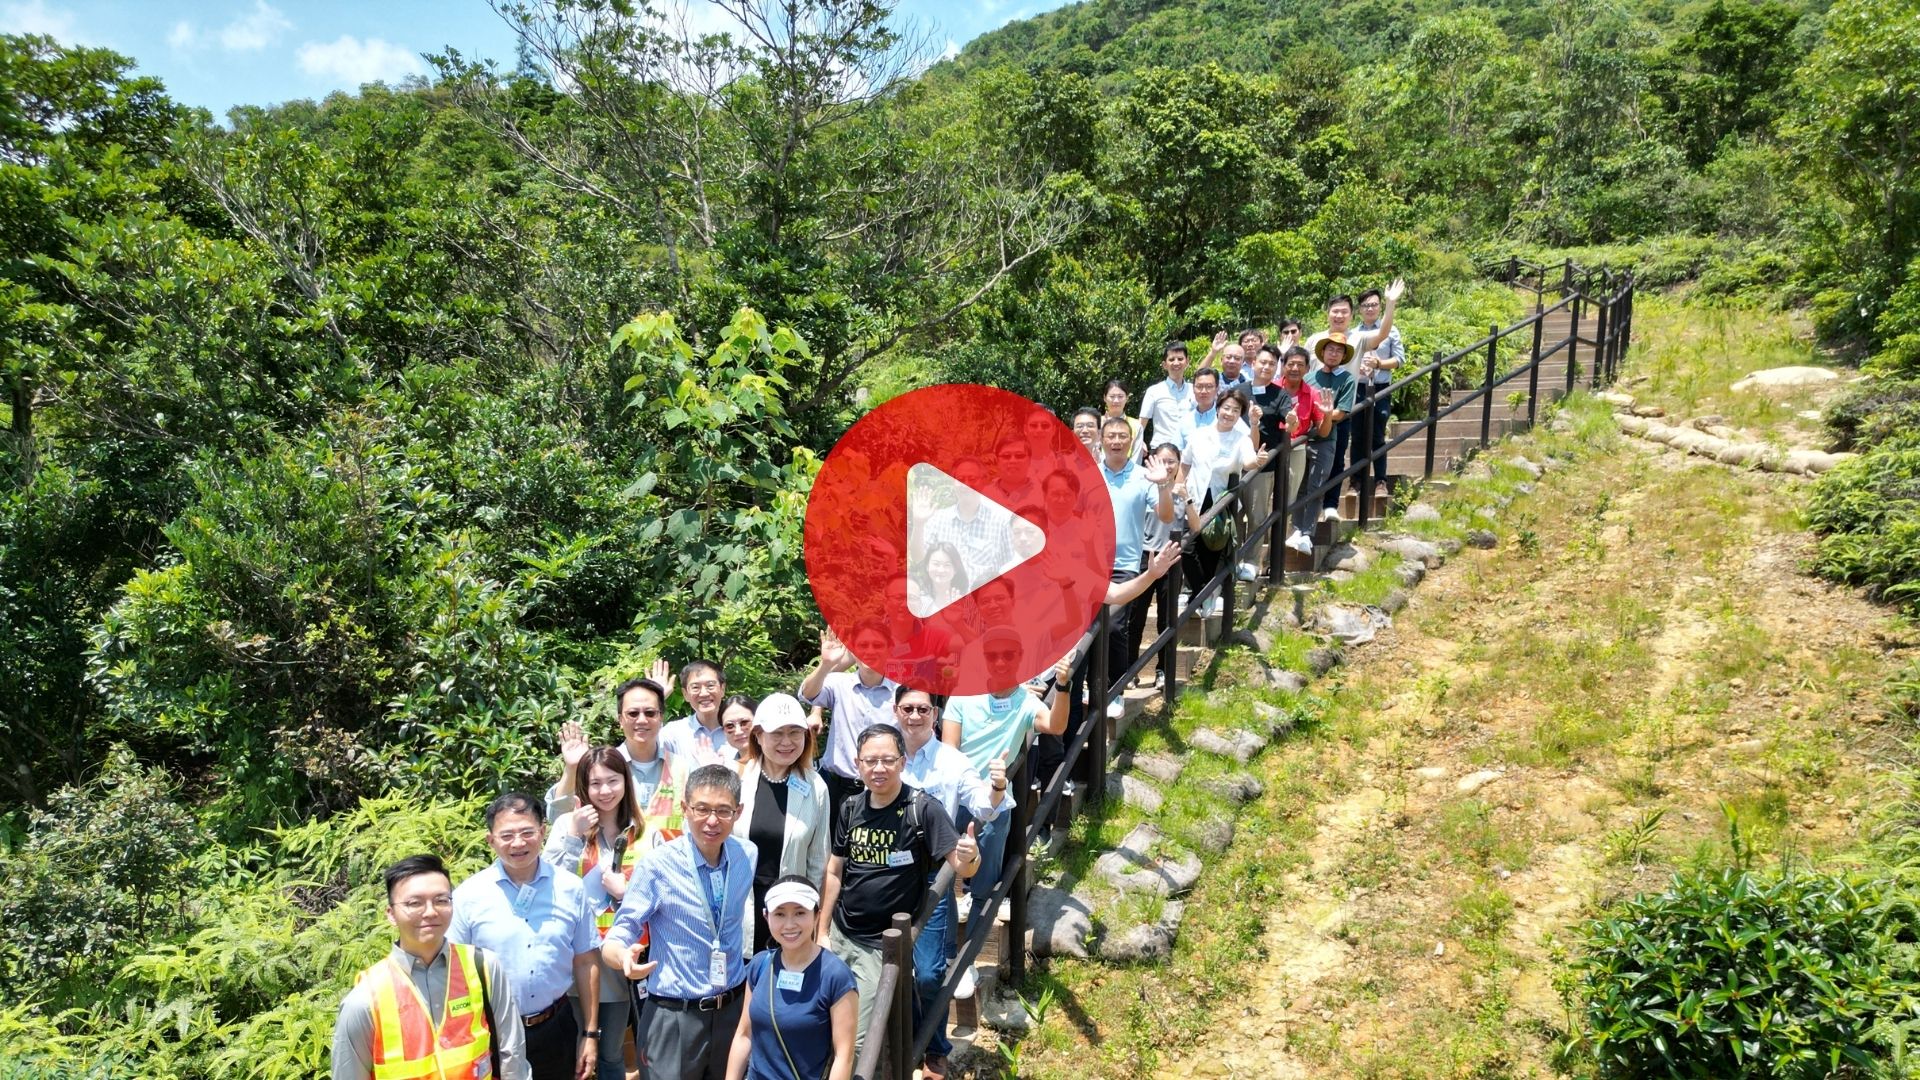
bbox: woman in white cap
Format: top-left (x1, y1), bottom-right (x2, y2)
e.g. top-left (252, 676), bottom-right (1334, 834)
top-left (725, 874), bottom-right (857, 1080)
top-left (734, 693), bottom-right (832, 952)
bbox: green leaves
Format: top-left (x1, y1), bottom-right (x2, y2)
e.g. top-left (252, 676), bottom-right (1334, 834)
top-left (1564, 862), bottom-right (1920, 1076)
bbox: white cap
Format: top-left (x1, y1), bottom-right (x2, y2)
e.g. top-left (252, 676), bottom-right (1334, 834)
top-left (764, 879), bottom-right (821, 911)
top-left (753, 693), bottom-right (809, 732)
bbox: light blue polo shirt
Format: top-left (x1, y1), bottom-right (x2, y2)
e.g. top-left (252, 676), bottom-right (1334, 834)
top-left (1102, 457), bottom-right (1159, 572)
top-left (449, 859), bottom-right (600, 1015)
top-left (944, 691), bottom-right (1048, 782)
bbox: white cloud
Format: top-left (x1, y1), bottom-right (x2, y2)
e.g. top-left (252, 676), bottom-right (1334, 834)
top-left (941, 37), bottom-right (958, 61)
top-left (1, 0), bottom-right (83, 42)
top-left (296, 35), bottom-right (424, 86)
top-left (218, 0), bottom-right (291, 52)
top-left (167, 20), bottom-right (197, 49)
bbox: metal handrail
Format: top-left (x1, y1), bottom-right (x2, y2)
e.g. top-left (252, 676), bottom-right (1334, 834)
top-left (852, 262), bottom-right (1637, 1077)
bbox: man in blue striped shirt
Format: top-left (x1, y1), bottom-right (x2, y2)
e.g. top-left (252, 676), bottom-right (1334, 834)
top-left (603, 764), bottom-right (758, 1080)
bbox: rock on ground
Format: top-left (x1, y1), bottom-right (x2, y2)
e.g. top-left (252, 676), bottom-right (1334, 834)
top-left (1251, 700), bottom-right (1297, 735)
top-left (1456, 769), bottom-right (1505, 794)
top-left (1403, 502), bottom-right (1442, 523)
top-left (1099, 901), bottom-right (1187, 963)
top-left (1396, 562), bottom-right (1426, 588)
top-left (1096, 824), bottom-right (1203, 896)
top-left (1191, 727), bottom-right (1267, 763)
top-left (1467, 529), bottom-right (1498, 549)
top-left (1313, 603), bottom-right (1391, 646)
top-left (1107, 773), bottom-right (1164, 813)
top-left (1380, 587), bottom-right (1411, 614)
top-left (1025, 884), bottom-right (1095, 959)
top-left (1203, 773), bottom-right (1265, 805)
top-left (1191, 818), bottom-right (1235, 853)
top-left (1306, 645), bottom-right (1345, 675)
top-left (1379, 535), bottom-right (1444, 567)
top-left (1328, 543), bottom-right (1371, 572)
top-left (1125, 750), bottom-right (1185, 785)
top-left (1265, 668), bottom-right (1309, 693)
top-left (1730, 366), bottom-right (1839, 392)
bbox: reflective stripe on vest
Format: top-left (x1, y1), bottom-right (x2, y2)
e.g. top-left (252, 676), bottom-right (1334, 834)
top-left (579, 823), bottom-right (642, 939)
top-left (361, 943), bottom-right (494, 1080)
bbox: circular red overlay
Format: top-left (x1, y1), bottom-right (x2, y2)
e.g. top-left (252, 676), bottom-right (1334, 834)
top-left (804, 384), bottom-right (1116, 697)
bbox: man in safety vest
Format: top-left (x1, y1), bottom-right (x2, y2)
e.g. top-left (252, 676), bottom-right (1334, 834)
top-left (332, 853), bottom-right (531, 1080)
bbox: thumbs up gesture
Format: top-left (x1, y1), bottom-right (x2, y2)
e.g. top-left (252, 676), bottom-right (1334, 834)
top-left (955, 822), bottom-right (980, 870)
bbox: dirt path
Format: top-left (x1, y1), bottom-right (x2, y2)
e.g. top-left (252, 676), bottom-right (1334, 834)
top-left (1158, 439), bottom-right (1912, 1078)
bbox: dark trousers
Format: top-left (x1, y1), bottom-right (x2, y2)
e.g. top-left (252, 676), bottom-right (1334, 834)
top-left (637, 993), bottom-right (742, 1080)
top-left (1324, 417), bottom-right (1353, 511)
top-left (823, 769), bottom-right (863, 837)
top-left (525, 999), bottom-right (581, 1080)
top-left (1295, 441), bottom-right (1335, 536)
top-left (1357, 383), bottom-right (1392, 495)
top-left (1046, 567), bottom-right (1137, 788)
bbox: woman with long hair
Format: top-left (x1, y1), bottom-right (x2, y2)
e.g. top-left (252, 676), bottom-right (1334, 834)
top-left (733, 694), bottom-right (832, 951)
top-left (543, 745), bottom-right (645, 1080)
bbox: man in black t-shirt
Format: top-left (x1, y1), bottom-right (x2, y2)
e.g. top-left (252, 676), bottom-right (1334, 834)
top-left (1245, 342), bottom-right (1300, 553)
top-left (819, 724), bottom-right (978, 1068)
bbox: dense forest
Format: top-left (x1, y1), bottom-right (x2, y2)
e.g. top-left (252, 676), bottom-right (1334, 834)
top-left (3, 0), bottom-right (1918, 1073)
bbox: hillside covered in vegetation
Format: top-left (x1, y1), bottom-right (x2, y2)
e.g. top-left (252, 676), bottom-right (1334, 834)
top-left (3, 0), bottom-right (1919, 1073)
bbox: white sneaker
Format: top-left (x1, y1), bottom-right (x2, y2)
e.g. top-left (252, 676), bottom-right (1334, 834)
top-left (1208, 597), bottom-right (1225, 617)
top-left (955, 965), bottom-right (977, 1000)
top-left (1236, 561), bottom-right (1257, 581)
top-left (1106, 698), bottom-right (1125, 720)
top-left (1286, 531), bottom-right (1313, 554)
top-left (1320, 507), bottom-right (1342, 522)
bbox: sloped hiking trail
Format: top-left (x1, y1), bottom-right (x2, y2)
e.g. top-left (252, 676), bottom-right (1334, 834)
top-left (1159, 438), bottom-right (1911, 1078)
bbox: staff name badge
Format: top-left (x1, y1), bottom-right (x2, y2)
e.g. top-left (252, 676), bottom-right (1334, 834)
top-left (776, 969), bottom-right (805, 992)
top-left (709, 948), bottom-right (728, 989)
top-left (886, 850), bottom-right (914, 868)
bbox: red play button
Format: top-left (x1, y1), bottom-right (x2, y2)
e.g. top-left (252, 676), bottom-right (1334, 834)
top-left (804, 384), bottom-right (1116, 696)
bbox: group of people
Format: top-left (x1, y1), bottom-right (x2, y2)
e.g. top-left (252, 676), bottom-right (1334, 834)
top-left (330, 282), bottom-right (1408, 1080)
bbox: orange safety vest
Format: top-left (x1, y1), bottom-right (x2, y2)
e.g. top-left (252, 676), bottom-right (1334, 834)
top-left (588, 751), bottom-right (686, 952)
top-left (360, 943), bottom-right (494, 1080)
top-left (579, 822), bottom-right (642, 939)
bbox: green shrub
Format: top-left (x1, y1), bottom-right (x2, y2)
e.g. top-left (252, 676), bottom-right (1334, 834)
top-left (1825, 380), bottom-right (1920, 453)
top-left (1562, 863), bottom-right (1920, 1077)
top-left (0, 748), bottom-right (204, 1000)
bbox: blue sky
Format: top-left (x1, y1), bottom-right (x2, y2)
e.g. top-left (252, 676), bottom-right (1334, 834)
top-left (1, 0), bottom-right (1071, 117)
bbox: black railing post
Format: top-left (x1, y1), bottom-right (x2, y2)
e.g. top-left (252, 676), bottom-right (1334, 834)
top-left (1075, 612), bottom-right (1109, 819)
top-left (1221, 473), bottom-right (1239, 628)
top-left (1591, 297), bottom-right (1610, 391)
top-left (1355, 396), bottom-right (1374, 532)
top-left (1527, 305), bottom-right (1544, 430)
top-left (1424, 363), bottom-right (1441, 479)
top-left (1163, 552), bottom-right (1182, 704)
top-left (1480, 326), bottom-right (1497, 450)
top-left (1268, 439), bottom-right (1288, 587)
top-left (1566, 291), bottom-right (1582, 396)
top-left (885, 917), bottom-right (913, 1080)
top-left (1006, 751), bottom-right (1033, 989)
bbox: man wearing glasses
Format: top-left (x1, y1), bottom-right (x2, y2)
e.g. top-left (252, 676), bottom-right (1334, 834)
top-left (819, 725), bottom-right (980, 1074)
top-left (449, 795), bottom-right (604, 1080)
top-left (332, 854), bottom-right (530, 1080)
top-left (545, 674), bottom-right (684, 830)
top-left (661, 660), bottom-right (737, 765)
top-left (897, 687), bottom-right (1011, 1077)
top-left (602, 764), bottom-right (756, 1080)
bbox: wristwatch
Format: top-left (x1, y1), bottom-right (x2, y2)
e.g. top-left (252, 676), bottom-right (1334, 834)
top-left (584, 1030), bottom-right (603, 1039)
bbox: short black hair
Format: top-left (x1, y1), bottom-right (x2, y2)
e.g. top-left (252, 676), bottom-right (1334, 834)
top-left (384, 854), bottom-right (450, 903)
top-left (685, 762), bottom-right (742, 805)
top-left (1043, 468), bottom-right (1081, 496)
top-left (615, 677), bottom-right (666, 717)
top-left (680, 659), bottom-right (724, 687)
top-left (1279, 317), bottom-right (1303, 335)
top-left (1192, 367), bottom-right (1220, 389)
top-left (1257, 341), bottom-right (1285, 362)
top-left (484, 792), bottom-right (543, 831)
top-left (1282, 344), bottom-right (1311, 364)
top-left (893, 684), bottom-right (942, 709)
top-left (1163, 341), bottom-right (1189, 358)
top-left (1100, 415), bottom-right (1133, 436)
top-left (1072, 406), bottom-right (1102, 426)
top-left (856, 723), bottom-right (906, 756)
top-left (1326, 293), bottom-right (1355, 312)
top-left (1357, 288), bottom-right (1383, 306)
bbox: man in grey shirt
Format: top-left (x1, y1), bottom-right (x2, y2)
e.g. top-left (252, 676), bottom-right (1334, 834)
top-left (332, 854), bottom-right (530, 1080)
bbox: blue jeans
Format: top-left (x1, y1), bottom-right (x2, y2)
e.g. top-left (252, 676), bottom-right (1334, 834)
top-left (971, 809), bottom-right (1013, 907)
top-left (913, 871), bottom-right (955, 1058)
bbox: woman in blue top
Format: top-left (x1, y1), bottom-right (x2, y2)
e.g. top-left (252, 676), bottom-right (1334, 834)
top-left (726, 874), bottom-right (857, 1080)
